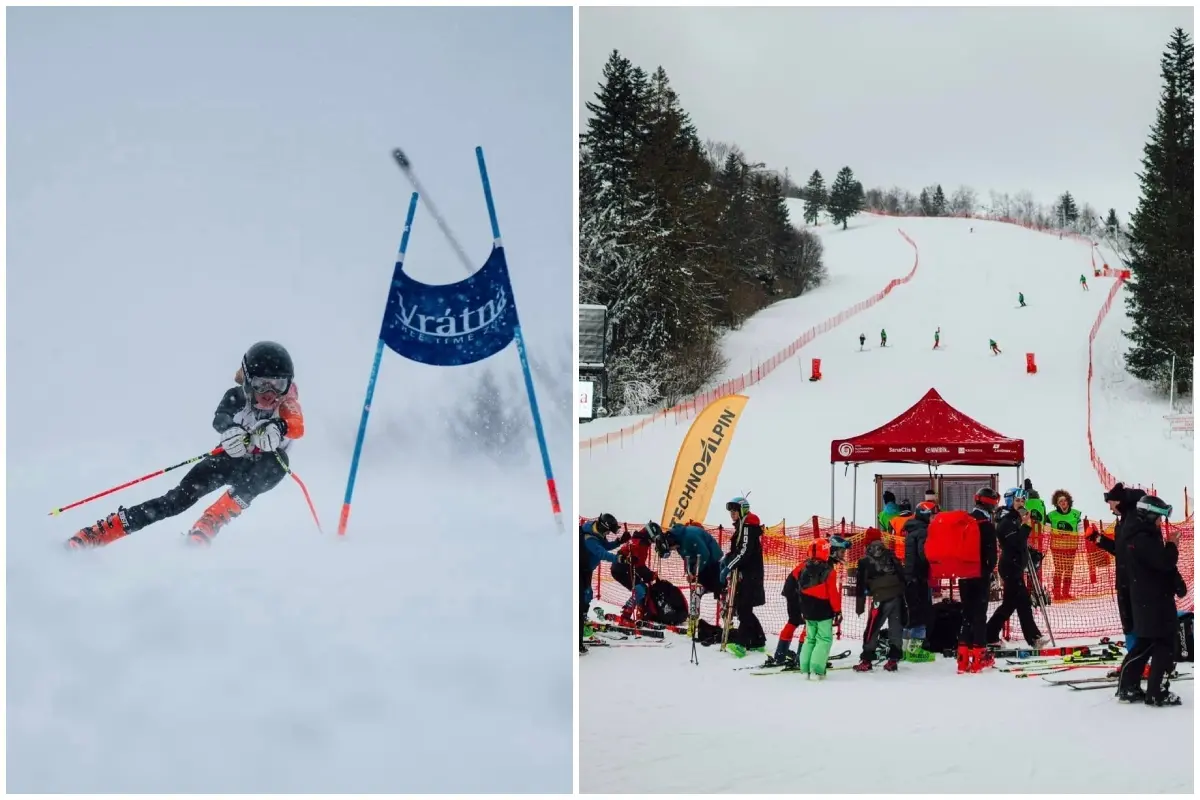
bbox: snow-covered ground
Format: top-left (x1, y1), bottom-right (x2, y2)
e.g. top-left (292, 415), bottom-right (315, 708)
top-left (580, 210), bottom-right (1193, 793)
top-left (7, 9), bottom-right (572, 792)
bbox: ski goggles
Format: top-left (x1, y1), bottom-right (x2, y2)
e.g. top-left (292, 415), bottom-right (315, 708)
top-left (249, 376), bottom-right (289, 395)
top-left (1136, 497), bottom-right (1172, 518)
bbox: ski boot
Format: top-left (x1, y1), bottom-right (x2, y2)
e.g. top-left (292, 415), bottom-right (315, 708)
top-left (726, 642), bottom-right (747, 658)
top-left (1145, 690), bottom-right (1182, 707)
top-left (969, 646), bottom-right (994, 672)
top-left (883, 658), bottom-right (899, 672)
top-left (185, 491), bottom-right (244, 546)
top-left (763, 643), bottom-right (797, 669)
top-left (1030, 635), bottom-right (1050, 648)
top-left (66, 509), bottom-right (131, 549)
top-left (956, 644), bottom-right (970, 674)
top-left (1116, 685), bottom-right (1146, 703)
top-left (853, 658), bottom-right (873, 672)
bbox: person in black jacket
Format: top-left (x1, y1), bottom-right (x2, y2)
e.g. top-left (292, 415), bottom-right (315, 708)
top-left (903, 500), bottom-right (937, 659)
top-left (1115, 495), bottom-right (1185, 705)
top-left (854, 539), bottom-right (908, 671)
top-left (959, 487), bottom-right (1000, 673)
top-left (985, 488), bottom-right (1048, 647)
top-left (721, 497), bottom-right (767, 652)
top-left (1088, 483), bottom-right (1145, 653)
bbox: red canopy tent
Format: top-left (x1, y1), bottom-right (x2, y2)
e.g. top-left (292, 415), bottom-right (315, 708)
top-left (829, 388), bottom-right (1025, 523)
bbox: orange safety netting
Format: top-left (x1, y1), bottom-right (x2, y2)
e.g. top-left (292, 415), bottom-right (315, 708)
top-left (589, 516), bottom-right (1195, 641)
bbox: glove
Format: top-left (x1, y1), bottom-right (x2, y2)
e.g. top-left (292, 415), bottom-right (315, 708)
top-left (617, 551), bottom-right (630, 565)
top-left (619, 531), bottom-right (632, 544)
top-left (833, 612), bottom-right (843, 626)
top-left (719, 565), bottom-right (730, 585)
top-left (1086, 530), bottom-right (1100, 543)
top-left (220, 426), bottom-right (250, 458)
top-left (250, 420), bottom-right (285, 452)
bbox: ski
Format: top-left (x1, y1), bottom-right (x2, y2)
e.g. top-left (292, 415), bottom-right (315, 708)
top-left (1012, 664), bottom-right (1114, 678)
top-left (584, 635), bottom-right (672, 649)
top-left (745, 650), bottom-right (853, 674)
top-left (593, 607), bottom-right (686, 636)
top-left (1067, 673), bottom-right (1193, 691)
top-left (991, 644), bottom-right (1092, 660)
top-left (591, 621), bottom-right (665, 639)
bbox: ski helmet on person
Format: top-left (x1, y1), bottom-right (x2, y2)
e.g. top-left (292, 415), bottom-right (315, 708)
top-left (808, 537), bottom-right (831, 561)
top-left (594, 513), bottom-right (619, 535)
top-left (726, 496), bottom-right (750, 516)
top-left (829, 534), bottom-right (851, 561)
top-left (975, 486), bottom-right (1002, 509)
top-left (915, 500), bottom-right (938, 520)
top-left (1003, 487), bottom-right (1028, 507)
top-left (242, 341), bottom-right (294, 409)
top-left (899, 498), bottom-right (913, 513)
top-left (1135, 495), bottom-right (1172, 521)
top-left (648, 521), bottom-right (672, 558)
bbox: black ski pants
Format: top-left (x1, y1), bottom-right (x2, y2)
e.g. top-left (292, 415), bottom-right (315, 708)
top-left (1118, 636), bottom-right (1175, 696)
top-left (728, 588), bottom-right (767, 649)
top-left (124, 451), bottom-right (288, 532)
top-left (986, 573), bottom-right (1042, 645)
top-left (957, 577), bottom-right (990, 647)
top-left (862, 596), bottom-right (905, 661)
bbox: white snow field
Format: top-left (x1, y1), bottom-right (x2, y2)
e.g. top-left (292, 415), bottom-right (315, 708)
top-left (579, 209), bottom-right (1193, 793)
top-left (7, 8), bottom-right (572, 793)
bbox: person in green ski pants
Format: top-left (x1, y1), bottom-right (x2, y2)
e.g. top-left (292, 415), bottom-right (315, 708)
top-left (795, 536), bottom-right (849, 679)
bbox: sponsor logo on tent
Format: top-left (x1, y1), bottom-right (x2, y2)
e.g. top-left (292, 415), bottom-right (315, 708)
top-left (837, 442), bottom-right (854, 458)
top-left (925, 446), bottom-right (950, 454)
top-left (888, 446), bottom-right (917, 454)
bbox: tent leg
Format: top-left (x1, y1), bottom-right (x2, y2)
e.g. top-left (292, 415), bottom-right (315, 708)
top-left (852, 464), bottom-right (858, 528)
top-left (830, 463), bottom-right (835, 522)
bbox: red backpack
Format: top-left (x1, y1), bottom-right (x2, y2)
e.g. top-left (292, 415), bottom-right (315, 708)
top-left (925, 510), bottom-right (982, 581)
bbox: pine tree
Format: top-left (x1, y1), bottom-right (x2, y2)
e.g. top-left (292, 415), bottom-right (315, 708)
top-left (1055, 191), bottom-right (1079, 228)
top-left (1123, 27), bottom-right (1194, 396)
top-left (1105, 208), bottom-right (1120, 234)
top-left (828, 166), bottom-right (864, 230)
top-left (932, 184), bottom-right (947, 216)
top-left (919, 187), bottom-right (934, 216)
top-left (802, 170), bottom-right (827, 225)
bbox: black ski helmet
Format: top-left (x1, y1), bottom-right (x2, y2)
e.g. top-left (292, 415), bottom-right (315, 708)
top-left (243, 342), bottom-right (294, 383)
top-left (242, 341), bottom-right (293, 407)
top-left (1135, 494), bottom-right (1171, 520)
top-left (975, 486), bottom-right (1002, 509)
top-left (595, 513), bottom-right (619, 535)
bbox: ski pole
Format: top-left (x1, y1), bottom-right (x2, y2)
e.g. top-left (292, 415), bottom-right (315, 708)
top-left (275, 454), bottom-right (324, 535)
top-left (49, 448), bottom-right (222, 516)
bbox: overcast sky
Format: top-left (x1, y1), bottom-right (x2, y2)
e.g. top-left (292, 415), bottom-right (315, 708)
top-left (580, 6), bottom-right (1193, 217)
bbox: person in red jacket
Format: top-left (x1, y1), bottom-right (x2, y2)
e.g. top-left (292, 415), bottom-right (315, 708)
top-left (611, 526), bottom-right (656, 625)
top-left (796, 537), bottom-right (845, 680)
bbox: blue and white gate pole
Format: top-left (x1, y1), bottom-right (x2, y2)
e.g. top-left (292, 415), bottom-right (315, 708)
top-left (475, 146), bottom-right (566, 535)
top-left (338, 191), bottom-right (420, 537)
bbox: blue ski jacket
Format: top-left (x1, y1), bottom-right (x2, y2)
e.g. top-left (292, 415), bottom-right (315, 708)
top-left (669, 524), bottom-right (722, 575)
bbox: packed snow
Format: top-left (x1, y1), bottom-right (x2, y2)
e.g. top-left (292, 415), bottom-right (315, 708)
top-left (579, 208), bottom-right (1193, 793)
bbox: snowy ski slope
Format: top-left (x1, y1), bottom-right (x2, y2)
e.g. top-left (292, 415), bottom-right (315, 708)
top-left (579, 207), bottom-right (1193, 794)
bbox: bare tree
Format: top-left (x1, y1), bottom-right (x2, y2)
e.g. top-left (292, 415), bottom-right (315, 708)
top-left (949, 185), bottom-right (978, 216)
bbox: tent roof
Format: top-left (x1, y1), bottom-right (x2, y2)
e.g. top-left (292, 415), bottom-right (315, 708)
top-left (830, 388), bottom-right (1024, 466)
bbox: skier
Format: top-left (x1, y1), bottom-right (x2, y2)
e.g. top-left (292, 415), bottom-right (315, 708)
top-left (1079, 274), bottom-right (1089, 291)
top-left (721, 497), bottom-right (767, 656)
top-left (933, 328), bottom-right (941, 350)
top-left (66, 342), bottom-right (304, 549)
top-left (580, 512), bottom-right (625, 654)
top-left (985, 488), bottom-right (1047, 648)
top-left (1018, 292), bottom-right (1026, 308)
top-left (859, 333), bottom-right (866, 350)
top-left (989, 339), bottom-right (1002, 355)
top-left (902, 500), bottom-right (938, 661)
top-left (853, 539), bottom-right (907, 671)
top-left (886, 498), bottom-right (914, 562)
top-left (1115, 494), bottom-right (1184, 705)
top-left (880, 329), bottom-right (888, 348)
top-left (958, 487), bottom-right (1000, 673)
top-left (795, 537), bottom-right (846, 680)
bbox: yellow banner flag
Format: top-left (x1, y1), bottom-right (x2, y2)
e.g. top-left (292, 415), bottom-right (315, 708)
top-left (660, 394), bottom-right (750, 531)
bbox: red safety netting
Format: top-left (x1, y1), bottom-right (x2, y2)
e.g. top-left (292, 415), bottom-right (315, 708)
top-left (579, 229), bottom-right (920, 452)
top-left (588, 516), bottom-right (1195, 642)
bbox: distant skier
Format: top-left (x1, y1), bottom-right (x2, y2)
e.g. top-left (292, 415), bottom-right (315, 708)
top-left (989, 339), bottom-right (1002, 355)
top-left (859, 333), bottom-right (866, 350)
top-left (66, 341), bottom-right (305, 550)
top-left (880, 329), bottom-right (888, 348)
top-left (933, 327), bottom-right (941, 350)
top-left (1018, 292), bottom-right (1026, 308)
top-left (1079, 274), bottom-right (1089, 291)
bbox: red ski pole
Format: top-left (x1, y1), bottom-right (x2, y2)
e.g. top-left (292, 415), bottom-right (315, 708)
top-left (275, 454), bottom-right (324, 535)
top-left (49, 448), bottom-right (222, 516)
